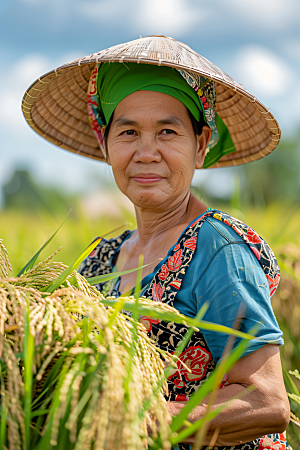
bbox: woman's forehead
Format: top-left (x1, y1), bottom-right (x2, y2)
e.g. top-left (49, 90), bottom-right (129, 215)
top-left (114, 90), bottom-right (189, 122)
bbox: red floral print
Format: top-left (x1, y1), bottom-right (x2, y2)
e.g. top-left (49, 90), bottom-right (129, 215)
top-left (170, 280), bottom-right (181, 290)
top-left (152, 282), bottom-right (164, 302)
top-left (158, 264), bottom-right (169, 281)
top-left (168, 249), bottom-right (183, 272)
top-left (233, 225), bottom-right (243, 236)
top-left (175, 394), bottom-right (188, 401)
top-left (258, 436), bottom-right (286, 449)
top-left (266, 273), bottom-right (280, 297)
top-left (140, 316), bottom-right (159, 332)
top-left (218, 373), bottom-right (229, 389)
top-left (89, 66), bottom-right (98, 95)
top-left (168, 346), bottom-right (212, 387)
top-left (88, 249), bottom-right (97, 258)
top-left (247, 229), bottom-right (262, 244)
top-left (184, 236), bottom-right (197, 251)
top-left (203, 102), bottom-right (209, 110)
top-left (174, 243), bottom-right (180, 251)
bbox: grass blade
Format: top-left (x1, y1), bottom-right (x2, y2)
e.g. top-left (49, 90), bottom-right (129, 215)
top-left (0, 373), bottom-right (7, 449)
top-left (101, 299), bottom-right (255, 341)
top-left (66, 262), bottom-right (152, 288)
top-left (24, 301), bottom-right (35, 450)
top-left (170, 385), bottom-right (256, 445)
top-left (41, 237), bottom-right (103, 293)
top-left (164, 303), bottom-right (209, 380)
top-left (170, 335), bottom-right (251, 434)
top-left (124, 254), bottom-right (144, 397)
top-left (17, 214), bottom-right (69, 277)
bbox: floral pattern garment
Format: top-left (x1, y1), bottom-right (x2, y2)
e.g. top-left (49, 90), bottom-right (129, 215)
top-left (79, 211), bottom-right (291, 450)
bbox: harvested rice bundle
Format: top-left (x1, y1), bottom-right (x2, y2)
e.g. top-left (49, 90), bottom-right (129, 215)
top-left (0, 242), bottom-right (175, 450)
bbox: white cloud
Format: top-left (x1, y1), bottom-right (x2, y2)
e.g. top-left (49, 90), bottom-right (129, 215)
top-left (0, 52), bottom-right (83, 131)
top-left (281, 39), bottom-right (300, 62)
top-left (233, 45), bottom-right (295, 97)
top-left (78, 0), bottom-right (124, 21)
top-left (0, 54), bottom-right (51, 132)
top-left (224, 0), bottom-right (299, 30)
top-left (137, 0), bottom-right (198, 35)
top-left (78, 0), bottom-right (204, 35)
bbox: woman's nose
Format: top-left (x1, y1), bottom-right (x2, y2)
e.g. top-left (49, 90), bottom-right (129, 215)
top-left (132, 135), bottom-right (162, 164)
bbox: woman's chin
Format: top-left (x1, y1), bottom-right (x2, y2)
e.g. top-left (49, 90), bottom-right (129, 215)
top-left (128, 190), bottom-right (170, 210)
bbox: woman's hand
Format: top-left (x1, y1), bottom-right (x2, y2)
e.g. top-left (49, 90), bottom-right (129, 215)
top-left (166, 344), bottom-right (290, 446)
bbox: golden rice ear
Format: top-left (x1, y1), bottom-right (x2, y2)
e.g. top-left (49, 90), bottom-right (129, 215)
top-left (0, 239), bottom-right (12, 278)
top-left (22, 36), bottom-right (280, 169)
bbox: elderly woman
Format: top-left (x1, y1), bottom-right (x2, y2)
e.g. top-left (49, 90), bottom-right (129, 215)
top-left (23, 36), bottom-right (291, 449)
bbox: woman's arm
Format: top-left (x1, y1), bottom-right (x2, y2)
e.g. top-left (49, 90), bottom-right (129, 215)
top-left (167, 344), bottom-right (290, 446)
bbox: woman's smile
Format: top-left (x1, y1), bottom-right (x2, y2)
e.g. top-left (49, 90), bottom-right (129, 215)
top-left (131, 173), bottom-right (165, 184)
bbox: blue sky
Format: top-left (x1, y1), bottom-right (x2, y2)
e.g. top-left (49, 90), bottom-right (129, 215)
top-left (0, 0), bottom-right (299, 202)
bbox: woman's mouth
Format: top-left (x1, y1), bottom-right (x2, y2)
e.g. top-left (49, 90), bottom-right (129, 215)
top-left (132, 173), bottom-right (164, 184)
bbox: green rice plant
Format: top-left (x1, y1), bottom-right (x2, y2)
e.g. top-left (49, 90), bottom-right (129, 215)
top-left (283, 369), bottom-right (300, 448)
top-left (0, 234), bottom-right (280, 449)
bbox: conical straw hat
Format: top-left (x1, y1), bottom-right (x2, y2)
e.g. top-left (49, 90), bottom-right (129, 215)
top-left (22, 35), bottom-right (280, 168)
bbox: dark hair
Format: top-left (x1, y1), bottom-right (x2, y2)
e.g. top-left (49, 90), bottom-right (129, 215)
top-left (186, 108), bottom-right (205, 137)
top-left (104, 107), bottom-right (206, 156)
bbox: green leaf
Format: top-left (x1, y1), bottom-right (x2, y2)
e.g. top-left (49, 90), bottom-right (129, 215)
top-left (288, 393), bottom-right (300, 406)
top-left (164, 303), bottom-right (209, 380)
top-left (24, 301), bottom-right (35, 450)
top-left (170, 385), bottom-right (256, 445)
top-left (283, 367), bottom-right (300, 396)
top-left (290, 370), bottom-right (300, 382)
top-left (30, 409), bottom-right (50, 419)
top-left (67, 262), bottom-right (152, 288)
top-left (17, 215), bottom-right (69, 277)
top-left (101, 299), bottom-right (255, 341)
top-left (41, 237), bottom-right (103, 294)
top-left (124, 254), bottom-right (144, 399)
top-left (0, 373), bottom-right (7, 449)
top-left (170, 335), bottom-right (251, 434)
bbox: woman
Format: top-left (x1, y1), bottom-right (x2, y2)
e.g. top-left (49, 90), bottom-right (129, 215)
top-left (22, 36), bottom-right (291, 449)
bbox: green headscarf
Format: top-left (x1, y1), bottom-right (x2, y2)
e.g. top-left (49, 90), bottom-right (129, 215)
top-left (97, 62), bottom-right (205, 125)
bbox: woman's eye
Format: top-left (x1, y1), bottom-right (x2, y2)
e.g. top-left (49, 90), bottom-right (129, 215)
top-left (161, 129), bottom-right (176, 135)
top-left (123, 129), bottom-right (136, 135)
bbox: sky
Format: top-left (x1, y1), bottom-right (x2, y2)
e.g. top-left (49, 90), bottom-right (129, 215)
top-left (0, 0), bottom-right (300, 203)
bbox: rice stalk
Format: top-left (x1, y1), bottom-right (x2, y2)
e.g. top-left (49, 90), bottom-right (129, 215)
top-left (0, 243), bottom-right (176, 449)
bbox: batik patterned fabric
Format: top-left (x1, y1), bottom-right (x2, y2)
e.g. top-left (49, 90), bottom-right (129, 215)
top-left (177, 69), bottom-right (219, 150)
top-left (86, 64), bottom-right (219, 158)
top-left (79, 211), bottom-right (290, 449)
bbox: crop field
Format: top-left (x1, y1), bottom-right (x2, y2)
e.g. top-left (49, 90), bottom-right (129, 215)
top-left (1, 201), bottom-right (300, 446)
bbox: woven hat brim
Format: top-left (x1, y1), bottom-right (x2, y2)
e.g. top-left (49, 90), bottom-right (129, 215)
top-left (22, 36), bottom-right (281, 168)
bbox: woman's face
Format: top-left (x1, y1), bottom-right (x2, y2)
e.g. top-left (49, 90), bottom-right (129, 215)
top-left (106, 91), bottom-right (211, 211)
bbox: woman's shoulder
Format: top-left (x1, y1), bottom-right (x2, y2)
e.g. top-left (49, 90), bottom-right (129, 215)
top-left (199, 211), bottom-right (246, 243)
top-left (193, 209), bottom-right (280, 297)
top-left (79, 230), bottom-right (132, 278)
top-left (197, 209), bottom-right (269, 251)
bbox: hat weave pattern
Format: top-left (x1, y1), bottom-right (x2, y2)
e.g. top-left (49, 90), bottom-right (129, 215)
top-left (22, 36), bottom-right (281, 168)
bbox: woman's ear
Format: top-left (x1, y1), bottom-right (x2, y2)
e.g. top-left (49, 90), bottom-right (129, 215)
top-left (104, 145), bottom-right (111, 165)
top-left (195, 126), bottom-right (211, 169)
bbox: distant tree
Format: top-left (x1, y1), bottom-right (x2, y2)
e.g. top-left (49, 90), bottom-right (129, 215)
top-left (192, 127), bottom-right (300, 208)
top-left (1, 169), bottom-right (74, 214)
top-left (238, 127), bottom-right (300, 207)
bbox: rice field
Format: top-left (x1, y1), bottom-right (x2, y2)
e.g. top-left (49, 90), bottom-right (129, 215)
top-left (1, 202), bottom-right (300, 446)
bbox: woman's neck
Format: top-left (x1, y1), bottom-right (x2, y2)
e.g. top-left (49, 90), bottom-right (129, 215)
top-left (134, 191), bottom-right (206, 250)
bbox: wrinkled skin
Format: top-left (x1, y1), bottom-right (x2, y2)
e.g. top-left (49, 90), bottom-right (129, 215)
top-left (105, 90), bottom-right (290, 446)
